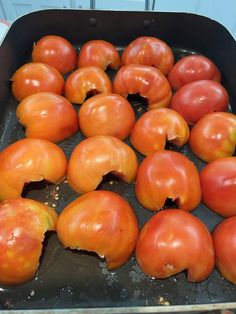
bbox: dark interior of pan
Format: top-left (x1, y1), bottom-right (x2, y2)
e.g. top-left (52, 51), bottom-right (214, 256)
top-left (0, 9), bottom-right (236, 312)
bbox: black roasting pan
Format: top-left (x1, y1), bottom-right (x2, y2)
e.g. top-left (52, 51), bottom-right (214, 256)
top-left (0, 8), bottom-right (236, 314)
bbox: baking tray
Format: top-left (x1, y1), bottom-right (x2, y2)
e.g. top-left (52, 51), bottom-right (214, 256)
top-left (0, 8), bottom-right (236, 314)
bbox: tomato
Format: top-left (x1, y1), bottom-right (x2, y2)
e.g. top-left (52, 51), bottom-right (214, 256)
top-left (136, 209), bottom-right (214, 282)
top-left (135, 150), bottom-right (201, 211)
top-left (67, 135), bottom-right (138, 194)
top-left (12, 62), bottom-right (64, 101)
top-left (0, 138), bottom-right (67, 201)
top-left (57, 190), bottom-right (139, 269)
top-left (79, 93), bottom-right (135, 140)
top-left (200, 157), bottom-right (236, 217)
top-left (0, 198), bottom-right (57, 285)
top-left (65, 66), bottom-right (112, 104)
top-left (121, 36), bottom-right (174, 75)
top-left (213, 217), bottom-right (236, 285)
top-left (77, 40), bottom-right (120, 70)
top-left (189, 112), bottom-right (236, 162)
top-left (170, 80), bottom-right (229, 125)
top-left (113, 64), bottom-right (172, 109)
top-left (32, 35), bottom-right (76, 74)
top-left (130, 108), bottom-right (189, 156)
top-left (16, 92), bottom-right (79, 143)
top-left (168, 55), bottom-right (221, 90)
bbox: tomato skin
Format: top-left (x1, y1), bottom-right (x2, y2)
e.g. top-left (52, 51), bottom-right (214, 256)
top-left (189, 112), bottom-right (236, 162)
top-left (79, 93), bottom-right (135, 140)
top-left (168, 55), bottom-right (221, 90)
top-left (67, 135), bottom-right (138, 194)
top-left (0, 138), bottom-right (67, 201)
top-left (200, 157), bottom-right (236, 217)
top-left (0, 198), bottom-right (57, 285)
top-left (113, 64), bottom-right (172, 109)
top-left (77, 40), bottom-right (120, 70)
top-left (130, 108), bottom-right (189, 156)
top-left (16, 92), bottom-right (79, 143)
top-left (121, 36), bottom-right (174, 75)
top-left (135, 150), bottom-right (201, 211)
top-left (213, 217), bottom-right (236, 285)
top-left (170, 80), bottom-right (229, 125)
top-left (57, 190), bottom-right (139, 269)
top-left (65, 66), bottom-right (112, 104)
top-left (12, 62), bottom-right (64, 101)
top-left (136, 209), bottom-right (214, 282)
top-left (32, 35), bottom-right (76, 74)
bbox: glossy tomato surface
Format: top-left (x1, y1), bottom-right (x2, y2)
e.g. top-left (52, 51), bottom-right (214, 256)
top-left (79, 93), bottom-right (135, 140)
top-left (16, 92), bottom-right (79, 143)
top-left (57, 190), bottom-right (139, 269)
top-left (130, 108), bottom-right (189, 156)
top-left (168, 55), bottom-right (221, 90)
top-left (136, 209), bottom-right (214, 282)
top-left (0, 138), bottom-right (67, 201)
top-left (189, 112), bottom-right (236, 162)
top-left (170, 80), bottom-right (229, 125)
top-left (32, 35), bottom-right (76, 74)
top-left (77, 40), bottom-right (120, 70)
top-left (200, 157), bottom-right (236, 217)
top-left (67, 135), bottom-right (138, 194)
top-left (12, 62), bottom-right (64, 101)
top-left (65, 66), bottom-right (112, 104)
top-left (213, 217), bottom-right (236, 284)
top-left (121, 36), bottom-right (174, 75)
top-left (135, 150), bottom-right (201, 211)
top-left (0, 198), bottom-right (57, 285)
top-left (113, 64), bottom-right (172, 109)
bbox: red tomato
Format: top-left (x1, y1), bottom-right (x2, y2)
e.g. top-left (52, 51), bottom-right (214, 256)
top-left (16, 92), bottom-right (79, 143)
top-left (189, 112), bottom-right (236, 162)
top-left (168, 55), bottom-right (221, 90)
top-left (79, 93), bottom-right (135, 140)
top-left (170, 80), bottom-right (229, 125)
top-left (67, 135), bottom-right (138, 194)
top-left (12, 62), bottom-right (64, 101)
top-left (113, 64), bottom-right (172, 109)
top-left (135, 150), bottom-right (201, 211)
top-left (0, 138), bottom-right (67, 201)
top-left (57, 190), bottom-right (139, 269)
top-left (32, 35), bottom-right (76, 74)
top-left (130, 108), bottom-right (189, 156)
top-left (77, 40), bottom-right (120, 70)
top-left (121, 36), bottom-right (174, 75)
top-left (213, 217), bottom-right (236, 284)
top-left (0, 198), bottom-right (57, 285)
top-left (65, 66), bottom-right (112, 104)
top-left (200, 157), bottom-right (236, 217)
top-left (136, 209), bottom-right (214, 282)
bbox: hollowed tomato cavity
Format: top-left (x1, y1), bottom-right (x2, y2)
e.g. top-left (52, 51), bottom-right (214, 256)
top-left (85, 89), bottom-right (99, 101)
top-left (162, 197), bottom-right (179, 209)
top-left (97, 171), bottom-right (125, 190)
top-left (127, 94), bottom-right (148, 116)
top-left (22, 180), bottom-right (54, 199)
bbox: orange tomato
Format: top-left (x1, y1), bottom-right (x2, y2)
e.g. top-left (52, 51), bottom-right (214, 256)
top-left (121, 36), bottom-right (174, 75)
top-left (113, 64), bottom-right (172, 109)
top-left (16, 92), bottom-right (79, 143)
top-left (57, 190), bottom-right (139, 269)
top-left (77, 40), bottom-right (120, 70)
top-left (79, 93), bottom-right (135, 140)
top-left (136, 209), bottom-right (214, 282)
top-left (135, 150), bottom-right (201, 211)
top-left (130, 108), bottom-right (189, 156)
top-left (0, 138), bottom-right (67, 201)
top-left (65, 66), bottom-right (112, 104)
top-left (189, 112), bottom-right (236, 162)
top-left (12, 62), bottom-right (64, 101)
top-left (32, 35), bottom-right (76, 74)
top-left (67, 135), bottom-right (138, 194)
top-left (0, 198), bottom-right (57, 285)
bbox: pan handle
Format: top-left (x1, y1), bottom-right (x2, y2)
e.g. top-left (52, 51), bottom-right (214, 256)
top-left (89, 0), bottom-right (156, 11)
